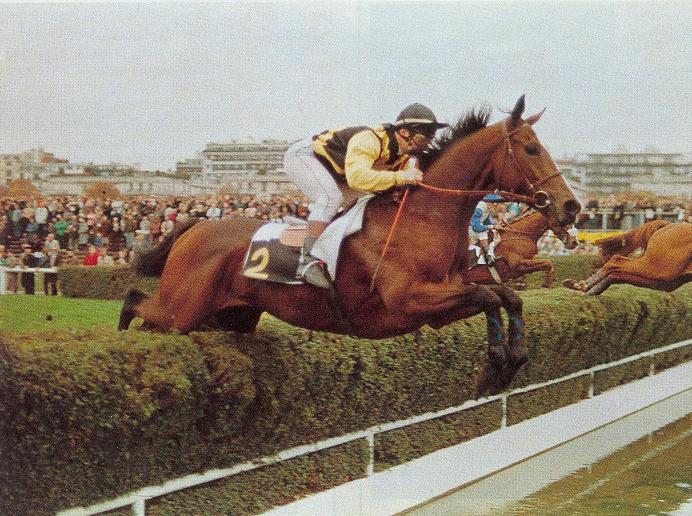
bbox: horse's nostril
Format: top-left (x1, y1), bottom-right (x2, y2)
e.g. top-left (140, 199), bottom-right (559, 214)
top-left (565, 199), bottom-right (581, 215)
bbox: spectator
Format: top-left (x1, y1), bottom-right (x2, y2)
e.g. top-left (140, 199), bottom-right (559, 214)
top-left (132, 230), bottom-right (151, 256)
top-left (20, 244), bottom-right (38, 294)
top-left (43, 245), bottom-right (60, 295)
top-left (54, 214), bottom-right (69, 249)
top-left (44, 233), bottom-right (60, 254)
top-left (83, 245), bottom-right (100, 266)
top-left (0, 244), bottom-right (8, 293)
top-left (77, 217), bottom-right (90, 249)
top-left (35, 200), bottom-right (49, 237)
top-left (4, 250), bottom-right (19, 293)
top-left (115, 249), bottom-right (129, 265)
top-left (97, 249), bottom-right (115, 266)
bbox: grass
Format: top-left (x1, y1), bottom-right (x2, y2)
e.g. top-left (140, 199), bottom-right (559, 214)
top-left (0, 295), bottom-right (121, 333)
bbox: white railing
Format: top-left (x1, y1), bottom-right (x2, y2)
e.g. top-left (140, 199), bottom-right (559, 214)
top-left (0, 267), bottom-right (58, 294)
top-left (58, 338), bottom-right (692, 516)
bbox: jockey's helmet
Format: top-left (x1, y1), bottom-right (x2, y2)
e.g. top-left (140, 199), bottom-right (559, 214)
top-left (394, 103), bottom-right (448, 137)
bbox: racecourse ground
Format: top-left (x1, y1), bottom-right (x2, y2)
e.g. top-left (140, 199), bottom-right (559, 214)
top-left (0, 295), bottom-right (121, 333)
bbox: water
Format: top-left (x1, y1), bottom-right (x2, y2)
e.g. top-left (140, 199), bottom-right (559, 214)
top-left (406, 389), bottom-right (692, 515)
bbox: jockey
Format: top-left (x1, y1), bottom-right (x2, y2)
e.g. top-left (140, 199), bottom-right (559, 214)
top-left (283, 103), bottom-right (448, 288)
top-left (470, 193), bottom-right (504, 265)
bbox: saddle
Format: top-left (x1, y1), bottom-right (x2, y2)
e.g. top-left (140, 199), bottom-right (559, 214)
top-left (241, 194), bottom-right (375, 285)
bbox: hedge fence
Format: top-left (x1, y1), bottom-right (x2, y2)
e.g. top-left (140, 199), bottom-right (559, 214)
top-left (57, 255), bottom-right (602, 300)
top-left (1, 284), bottom-right (690, 515)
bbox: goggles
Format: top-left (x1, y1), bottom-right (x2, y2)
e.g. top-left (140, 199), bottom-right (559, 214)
top-left (409, 133), bottom-right (433, 146)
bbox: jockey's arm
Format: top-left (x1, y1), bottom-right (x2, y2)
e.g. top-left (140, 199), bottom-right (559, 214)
top-left (471, 207), bottom-right (493, 233)
top-left (344, 131), bottom-right (412, 191)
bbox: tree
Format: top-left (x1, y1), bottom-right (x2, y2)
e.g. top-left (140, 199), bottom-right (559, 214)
top-left (8, 178), bottom-right (41, 198)
top-left (84, 181), bottom-right (121, 199)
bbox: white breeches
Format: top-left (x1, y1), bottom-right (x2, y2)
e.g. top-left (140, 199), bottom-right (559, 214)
top-left (283, 138), bottom-right (358, 222)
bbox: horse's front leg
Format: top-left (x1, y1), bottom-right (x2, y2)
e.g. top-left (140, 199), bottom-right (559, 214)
top-left (487, 285), bottom-right (527, 370)
top-left (515, 258), bottom-right (554, 288)
top-left (380, 277), bottom-right (511, 396)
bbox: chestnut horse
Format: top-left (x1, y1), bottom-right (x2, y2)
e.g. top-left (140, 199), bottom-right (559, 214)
top-left (564, 220), bottom-right (692, 295)
top-left (466, 210), bottom-right (578, 287)
top-left (121, 96), bottom-right (580, 395)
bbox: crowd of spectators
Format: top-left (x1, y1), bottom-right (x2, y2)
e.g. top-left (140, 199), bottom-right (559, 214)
top-left (578, 193), bottom-right (691, 230)
top-left (0, 194), bottom-right (310, 261)
top-left (0, 191), bottom-right (689, 294)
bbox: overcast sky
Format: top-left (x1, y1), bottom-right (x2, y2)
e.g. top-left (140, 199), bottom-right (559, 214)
top-left (1, 1), bottom-right (690, 170)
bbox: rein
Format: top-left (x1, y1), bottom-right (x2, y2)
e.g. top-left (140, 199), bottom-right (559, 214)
top-left (417, 183), bottom-right (536, 205)
top-left (369, 120), bottom-right (566, 291)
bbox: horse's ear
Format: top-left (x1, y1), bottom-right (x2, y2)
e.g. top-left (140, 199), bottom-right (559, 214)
top-left (526, 108), bottom-right (546, 126)
top-left (511, 95), bottom-right (526, 125)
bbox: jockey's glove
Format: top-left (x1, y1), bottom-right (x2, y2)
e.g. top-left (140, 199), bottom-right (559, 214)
top-left (395, 168), bottom-right (424, 186)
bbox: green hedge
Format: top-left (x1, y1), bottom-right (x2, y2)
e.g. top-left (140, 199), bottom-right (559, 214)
top-left (0, 284), bottom-right (690, 515)
top-left (58, 256), bottom-right (601, 300)
top-left (58, 265), bottom-right (160, 299)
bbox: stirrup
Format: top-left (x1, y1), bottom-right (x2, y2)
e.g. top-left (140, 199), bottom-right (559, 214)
top-left (298, 258), bottom-right (331, 288)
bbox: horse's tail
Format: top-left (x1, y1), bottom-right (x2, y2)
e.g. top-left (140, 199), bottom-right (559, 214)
top-left (133, 218), bottom-right (201, 277)
top-left (595, 219), bottom-right (670, 261)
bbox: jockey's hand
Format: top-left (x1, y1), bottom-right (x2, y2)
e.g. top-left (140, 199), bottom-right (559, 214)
top-left (395, 168), bottom-right (424, 186)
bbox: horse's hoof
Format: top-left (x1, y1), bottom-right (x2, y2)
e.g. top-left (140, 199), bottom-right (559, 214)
top-left (509, 346), bottom-right (528, 368)
top-left (488, 345), bottom-right (508, 369)
top-left (475, 361), bottom-right (503, 398)
top-left (563, 279), bottom-right (578, 290)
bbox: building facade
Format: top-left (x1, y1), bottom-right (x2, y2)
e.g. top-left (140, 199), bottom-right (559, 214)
top-left (175, 155), bottom-right (203, 176)
top-left (0, 147), bottom-right (70, 183)
top-left (201, 139), bottom-right (292, 188)
top-left (560, 152), bottom-right (692, 198)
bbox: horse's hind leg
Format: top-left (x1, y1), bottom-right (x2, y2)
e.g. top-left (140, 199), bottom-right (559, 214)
top-left (118, 288), bottom-right (149, 330)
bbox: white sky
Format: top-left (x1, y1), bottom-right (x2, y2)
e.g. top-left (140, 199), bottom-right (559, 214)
top-left (1, 1), bottom-right (690, 170)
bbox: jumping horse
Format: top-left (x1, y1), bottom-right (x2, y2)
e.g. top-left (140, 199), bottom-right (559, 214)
top-left (465, 210), bottom-right (579, 288)
top-left (120, 96), bottom-right (581, 395)
top-left (564, 220), bottom-right (691, 295)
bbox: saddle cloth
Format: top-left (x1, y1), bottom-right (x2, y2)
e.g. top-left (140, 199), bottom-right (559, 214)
top-left (241, 194), bottom-right (375, 284)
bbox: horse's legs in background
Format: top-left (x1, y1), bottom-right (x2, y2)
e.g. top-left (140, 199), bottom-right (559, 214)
top-left (586, 254), bottom-right (687, 295)
top-left (585, 275), bottom-right (613, 295)
top-left (514, 258), bottom-right (555, 288)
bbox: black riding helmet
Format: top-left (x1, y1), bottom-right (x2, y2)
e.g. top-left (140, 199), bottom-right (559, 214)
top-left (394, 103), bottom-right (448, 137)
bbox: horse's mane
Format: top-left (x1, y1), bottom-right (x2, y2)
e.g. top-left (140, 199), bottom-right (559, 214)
top-left (418, 106), bottom-right (492, 171)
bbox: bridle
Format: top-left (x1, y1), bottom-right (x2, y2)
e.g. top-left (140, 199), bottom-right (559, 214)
top-left (417, 119), bottom-right (563, 209)
top-left (499, 119), bottom-right (563, 209)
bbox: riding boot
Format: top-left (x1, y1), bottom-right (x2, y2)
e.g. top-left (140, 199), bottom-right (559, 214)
top-left (481, 247), bottom-right (495, 266)
top-left (297, 222), bottom-right (331, 288)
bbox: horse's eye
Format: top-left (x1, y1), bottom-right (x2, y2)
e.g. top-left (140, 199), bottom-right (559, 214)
top-left (525, 144), bottom-right (540, 156)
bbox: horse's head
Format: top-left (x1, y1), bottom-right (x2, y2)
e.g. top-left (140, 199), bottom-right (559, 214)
top-left (488, 95), bottom-right (581, 225)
